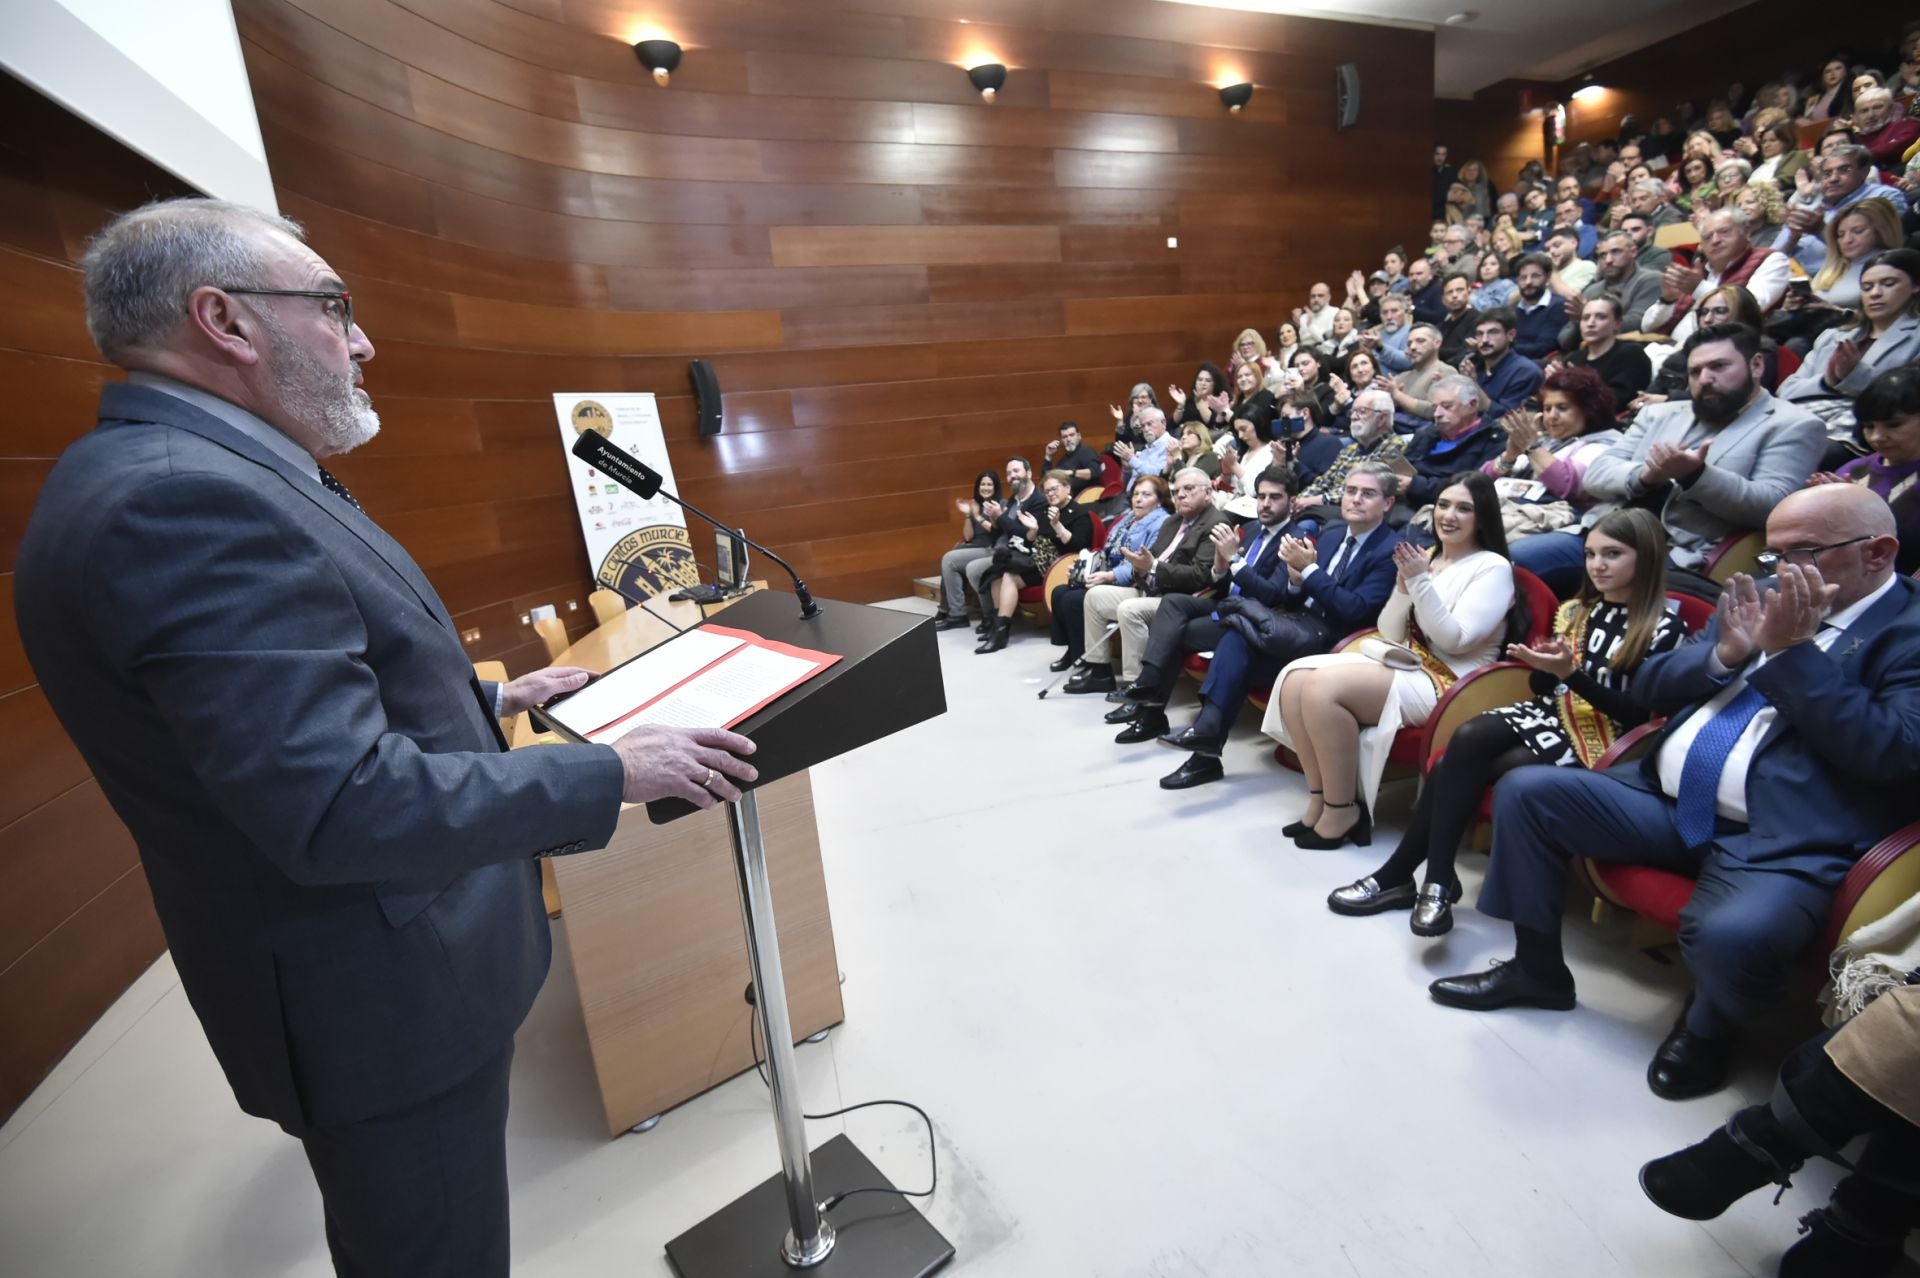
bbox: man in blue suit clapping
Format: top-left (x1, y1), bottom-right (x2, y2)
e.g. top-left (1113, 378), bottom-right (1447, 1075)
top-left (1432, 484), bottom-right (1920, 1100)
top-left (1151, 461), bottom-right (1403, 788)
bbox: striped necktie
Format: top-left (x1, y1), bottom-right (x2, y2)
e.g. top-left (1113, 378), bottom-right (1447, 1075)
top-left (317, 465), bottom-right (363, 512)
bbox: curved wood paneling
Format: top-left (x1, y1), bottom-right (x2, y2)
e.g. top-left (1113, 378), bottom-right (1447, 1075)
top-left (227, 0), bottom-right (1430, 668)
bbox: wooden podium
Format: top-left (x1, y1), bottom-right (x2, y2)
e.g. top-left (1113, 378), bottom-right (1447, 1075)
top-left (512, 585), bottom-right (844, 1136)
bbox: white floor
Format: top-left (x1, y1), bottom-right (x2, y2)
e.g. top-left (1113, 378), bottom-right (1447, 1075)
top-left (4, 597), bottom-right (1912, 1278)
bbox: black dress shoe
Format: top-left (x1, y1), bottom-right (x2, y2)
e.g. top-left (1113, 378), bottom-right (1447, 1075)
top-left (1119, 675), bottom-right (1167, 704)
top-left (932, 613), bottom-right (972, 631)
top-left (1114, 709), bottom-right (1168, 744)
top-left (1429, 959), bottom-right (1576, 1011)
top-left (1063, 667), bottom-right (1115, 694)
top-left (1158, 725), bottom-right (1227, 756)
top-left (1103, 702), bottom-right (1140, 724)
top-left (1048, 653), bottom-right (1078, 673)
top-left (1647, 1020), bottom-right (1735, 1100)
top-left (1160, 754), bottom-right (1223, 789)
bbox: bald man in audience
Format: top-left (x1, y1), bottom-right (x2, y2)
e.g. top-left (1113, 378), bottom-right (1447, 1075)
top-left (1433, 484), bottom-right (1920, 1102)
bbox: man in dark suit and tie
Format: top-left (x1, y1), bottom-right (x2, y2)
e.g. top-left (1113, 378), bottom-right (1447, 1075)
top-left (12, 198), bottom-right (759, 1276)
top-left (1432, 484), bottom-right (1920, 1100)
top-left (1152, 461), bottom-right (1403, 789)
top-left (1108, 465), bottom-right (1318, 745)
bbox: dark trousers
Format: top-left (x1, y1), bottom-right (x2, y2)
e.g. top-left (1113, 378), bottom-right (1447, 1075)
top-left (1051, 584), bottom-right (1089, 658)
top-left (299, 1043), bottom-right (515, 1278)
top-left (1136, 593), bottom-right (1231, 696)
top-left (1194, 611), bottom-right (1336, 728)
top-left (1776, 1024), bottom-right (1920, 1230)
top-left (1479, 767), bottom-right (1832, 1037)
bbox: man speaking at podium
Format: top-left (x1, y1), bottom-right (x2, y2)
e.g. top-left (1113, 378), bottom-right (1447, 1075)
top-left (13, 199), bottom-right (759, 1277)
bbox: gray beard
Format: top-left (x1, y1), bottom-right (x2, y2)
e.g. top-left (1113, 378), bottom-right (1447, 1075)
top-left (261, 313), bottom-right (380, 456)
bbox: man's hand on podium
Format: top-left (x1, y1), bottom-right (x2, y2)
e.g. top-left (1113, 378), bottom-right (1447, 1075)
top-left (501, 665), bottom-right (595, 716)
top-left (612, 725), bottom-right (759, 808)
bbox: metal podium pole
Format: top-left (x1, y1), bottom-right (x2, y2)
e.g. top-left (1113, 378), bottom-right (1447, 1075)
top-left (664, 788), bottom-right (954, 1278)
top-left (727, 790), bottom-right (835, 1267)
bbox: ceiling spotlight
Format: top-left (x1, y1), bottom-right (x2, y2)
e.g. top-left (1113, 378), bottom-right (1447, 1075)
top-left (633, 39), bottom-right (682, 86)
top-left (1443, 11), bottom-right (1479, 25)
top-left (1219, 83), bottom-right (1254, 114)
top-left (968, 63), bottom-right (1008, 101)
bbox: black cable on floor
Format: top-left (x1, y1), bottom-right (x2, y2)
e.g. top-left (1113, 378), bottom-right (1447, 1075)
top-left (746, 998), bottom-right (938, 1215)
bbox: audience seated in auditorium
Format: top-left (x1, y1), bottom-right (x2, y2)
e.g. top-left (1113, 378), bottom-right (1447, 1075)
top-left (974, 473), bottom-right (1095, 654)
top-left (1642, 208), bottom-right (1790, 344)
top-left (1216, 405), bottom-right (1282, 501)
top-left (1325, 348), bottom-right (1380, 435)
top-left (1852, 87), bottom-right (1920, 170)
top-left (1315, 307), bottom-right (1363, 365)
top-left (1460, 308), bottom-right (1543, 420)
top-left (1380, 246), bottom-right (1410, 294)
top-left (1272, 321), bottom-right (1301, 377)
top-left (1748, 118), bottom-right (1812, 192)
top-left (1264, 471), bottom-right (1517, 848)
top-left (1159, 462), bottom-right (1404, 790)
top-left (1406, 256), bottom-right (1445, 325)
top-left (1330, 509), bottom-right (1683, 936)
top-left (1529, 324), bottom-right (1826, 597)
top-left (1274, 393), bottom-right (1342, 490)
top-left (1063, 468), bottom-right (1224, 696)
top-left (1565, 295), bottom-right (1654, 409)
top-left (1551, 198), bottom-right (1598, 259)
top-left (1802, 197), bottom-right (1905, 317)
top-left (1110, 466), bottom-right (1319, 745)
top-left (1509, 255), bottom-right (1568, 362)
top-left (1778, 249), bottom-right (1920, 465)
top-left (1558, 230), bottom-right (1663, 344)
top-left (1112, 406), bottom-right (1174, 490)
top-left (1774, 146), bottom-right (1911, 272)
top-left (1365, 292), bottom-right (1414, 374)
top-left (1049, 475), bottom-right (1169, 671)
top-left (1278, 350), bottom-right (1333, 420)
top-left (1640, 287), bottom-right (1788, 406)
top-left (1229, 328), bottom-right (1281, 392)
top-left (1544, 228), bottom-right (1597, 298)
top-left (933, 470), bottom-right (1003, 627)
top-left (1387, 326), bottom-right (1460, 441)
top-left (1433, 483), bottom-right (1920, 1101)
top-left (1641, 979), bottom-right (1920, 1278)
top-left (1469, 251), bottom-right (1517, 313)
top-left (1731, 178), bottom-right (1787, 244)
top-left (1673, 155), bottom-right (1718, 214)
top-left (1620, 211), bottom-right (1674, 273)
top-left (1627, 177), bottom-right (1687, 229)
top-left (1397, 375), bottom-right (1509, 518)
top-left (936, 459), bottom-right (1042, 629)
top-left (1042, 420), bottom-right (1102, 495)
top-left (1227, 358), bottom-right (1279, 426)
top-left (1799, 56), bottom-right (1854, 123)
top-left (1818, 365), bottom-right (1920, 576)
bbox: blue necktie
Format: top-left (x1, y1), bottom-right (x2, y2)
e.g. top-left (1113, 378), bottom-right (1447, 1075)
top-left (1229, 528), bottom-right (1267, 597)
top-left (1673, 683), bottom-right (1769, 847)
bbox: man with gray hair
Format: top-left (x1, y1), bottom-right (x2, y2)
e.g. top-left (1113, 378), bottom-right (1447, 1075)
top-left (1063, 467), bottom-right (1223, 697)
top-left (1774, 143), bottom-right (1912, 272)
top-left (12, 198), bottom-right (760, 1276)
top-left (1398, 373), bottom-right (1507, 514)
top-left (1641, 206), bottom-right (1790, 345)
top-left (1299, 387), bottom-right (1406, 521)
top-left (1627, 177), bottom-right (1685, 228)
top-left (1112, 404), bottom-right (1173, 491)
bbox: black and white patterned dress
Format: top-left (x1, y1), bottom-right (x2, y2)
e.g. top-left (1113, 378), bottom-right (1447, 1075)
top-left (1488, 600), bottom-right (1687, 766)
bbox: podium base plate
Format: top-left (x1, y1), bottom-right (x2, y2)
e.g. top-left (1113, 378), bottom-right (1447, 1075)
top-left (665, 1134), bottom-right (953, 1278)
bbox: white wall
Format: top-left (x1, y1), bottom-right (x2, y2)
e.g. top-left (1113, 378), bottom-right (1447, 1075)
top-left (1, 0), bottom-right (276, 211)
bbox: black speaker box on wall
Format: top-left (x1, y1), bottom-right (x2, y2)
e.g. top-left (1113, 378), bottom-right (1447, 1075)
top-left (689, 358), bottom-right (722, 437)
top-left (1335, 63), bottom-right (1360, 130)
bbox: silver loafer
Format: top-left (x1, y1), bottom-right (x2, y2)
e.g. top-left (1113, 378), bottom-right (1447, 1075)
top-left (1327, 876), bottom-right (1416, 916)
top-left (1410, 882), bottom-right (1456, 937)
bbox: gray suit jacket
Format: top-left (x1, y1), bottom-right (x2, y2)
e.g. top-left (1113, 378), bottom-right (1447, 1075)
top-left (1778, 312), bottom-right (1920, 407)
top-left (1581, 390), bottom-right (1826, 569)
top-left (13, 384), bottom-right (626, 1130)
top-left (1558, 267), bottom-right (1665, 348)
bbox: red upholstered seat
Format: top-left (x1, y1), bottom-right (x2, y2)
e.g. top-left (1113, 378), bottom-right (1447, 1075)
top-left (1583, 862), bottom-right (1696, 931)
top-left (1098, 454), bottom-right (1123, 499)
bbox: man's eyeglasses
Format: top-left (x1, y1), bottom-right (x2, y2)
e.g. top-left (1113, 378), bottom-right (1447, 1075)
top-left (215, 287), bottom-right (355, 338)
top-left (1755, 535), bottom-right (1873, 573)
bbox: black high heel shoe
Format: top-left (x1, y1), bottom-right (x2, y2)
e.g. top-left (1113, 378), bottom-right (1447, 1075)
top-left (1281, 791), bottom-right (1322, 839)
top-left (1293, 797), bottom-right (1372, 850)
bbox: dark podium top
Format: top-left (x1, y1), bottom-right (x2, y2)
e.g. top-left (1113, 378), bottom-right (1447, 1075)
top-left (646, 591), bottom-right (946, 824)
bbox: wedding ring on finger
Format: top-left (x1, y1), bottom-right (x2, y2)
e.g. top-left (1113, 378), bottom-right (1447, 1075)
top-left (701, 767), bottom-right (716, 789)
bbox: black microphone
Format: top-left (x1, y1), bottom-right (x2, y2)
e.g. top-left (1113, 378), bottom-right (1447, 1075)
top-left (571, 428), bottom-right (822, 620)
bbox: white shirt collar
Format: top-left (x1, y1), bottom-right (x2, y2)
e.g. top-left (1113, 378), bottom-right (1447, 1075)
top-left (1824, 573), bottom-right (1899, 633)
top-left (126, 371), bottom-right (322, 483)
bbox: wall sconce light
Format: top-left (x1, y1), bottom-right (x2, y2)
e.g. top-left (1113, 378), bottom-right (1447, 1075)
top-left (968, 63), bottom-right (1008, 102)
top-left (633, 39), bottom-right (682, 86)
top-left (1219, 83), bottom-right (1254, 114)
top-left (1571, 73), bottom-right (1605, 103)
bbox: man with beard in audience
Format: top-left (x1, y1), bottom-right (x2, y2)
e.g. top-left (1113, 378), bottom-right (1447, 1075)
top-left (1509, 254), bottom-right (1568, 362)
top-left (1405, 256), bottom-right (1445, 325)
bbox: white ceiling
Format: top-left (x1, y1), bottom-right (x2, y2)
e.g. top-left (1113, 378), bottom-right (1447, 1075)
top-left (1157, 0), bottom-right (1757, 99)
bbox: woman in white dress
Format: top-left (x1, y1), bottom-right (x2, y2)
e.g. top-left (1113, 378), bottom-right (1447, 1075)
top-left (1262, 471), bottom-right (1517, 849)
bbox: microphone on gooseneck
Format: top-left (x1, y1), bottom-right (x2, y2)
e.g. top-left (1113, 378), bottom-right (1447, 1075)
top-left (571, 429), bottom-right (822, 621)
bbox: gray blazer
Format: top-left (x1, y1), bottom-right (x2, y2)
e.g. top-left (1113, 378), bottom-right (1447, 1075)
top-left (13, 385), bottom-right (626, 1130)
top-left (1778, 312), bottom-right (1920, 409)
top-left (1557, 267), bottom-right (1665, 349)
top-left (1581, 390), bottom-right (1827, 569)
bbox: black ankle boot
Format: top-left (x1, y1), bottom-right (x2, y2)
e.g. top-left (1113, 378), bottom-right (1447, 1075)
top-left (975, 618), bottom-right (1011, 654)
top-left (1781, 1199), bottom-right (1908, 1278)
top-left (1639, 1106), bottom-right (1804, 1221)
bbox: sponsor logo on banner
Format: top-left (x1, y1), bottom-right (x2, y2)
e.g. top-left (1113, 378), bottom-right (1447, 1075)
top-left (551, 392), bottom-right (697, 598)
